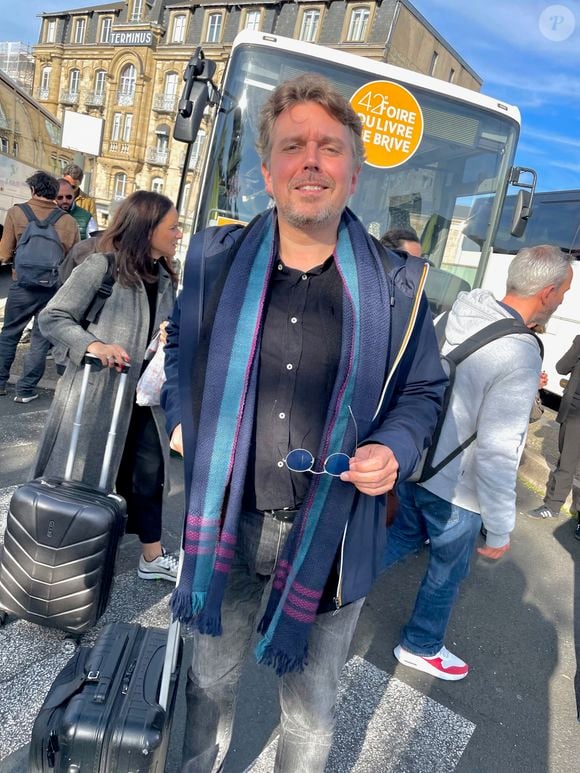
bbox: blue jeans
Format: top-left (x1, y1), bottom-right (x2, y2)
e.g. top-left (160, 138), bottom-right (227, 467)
top-left (0, 282), bottom-right (53, 394)
top-left (181, 510), bottom-right (365, 773)
top-left (383, 483), bottom-right (481, 657)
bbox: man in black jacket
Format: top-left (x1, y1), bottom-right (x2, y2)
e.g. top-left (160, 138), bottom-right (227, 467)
top-left (528, 335), bottom-right (580, 536)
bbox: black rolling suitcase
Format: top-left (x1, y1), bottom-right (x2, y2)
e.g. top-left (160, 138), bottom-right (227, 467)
top-left (0, 355), bottom-right (128, 634)
top-left (29, 619), bottom-right (183, 772)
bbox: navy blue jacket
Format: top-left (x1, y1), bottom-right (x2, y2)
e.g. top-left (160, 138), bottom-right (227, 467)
top-left (162, 218), bottom-right (446, 607)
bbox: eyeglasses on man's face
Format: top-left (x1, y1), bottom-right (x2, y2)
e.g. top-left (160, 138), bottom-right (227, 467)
top-left (56, 195), bottom-right (73, 201)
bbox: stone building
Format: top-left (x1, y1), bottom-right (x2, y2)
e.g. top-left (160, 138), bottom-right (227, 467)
top-left (32, 0), bottom-right (481, 235)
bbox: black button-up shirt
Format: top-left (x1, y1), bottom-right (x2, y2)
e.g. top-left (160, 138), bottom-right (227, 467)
top-left (243, 255), bottom-right (343, 511)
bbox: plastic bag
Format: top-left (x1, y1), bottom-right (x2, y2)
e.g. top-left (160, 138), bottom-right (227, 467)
top-left (136, 345), bottom-right (166, 406)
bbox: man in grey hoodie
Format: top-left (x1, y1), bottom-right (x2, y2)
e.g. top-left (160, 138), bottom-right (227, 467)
top-left (383, 244), bottom-right (573, 680)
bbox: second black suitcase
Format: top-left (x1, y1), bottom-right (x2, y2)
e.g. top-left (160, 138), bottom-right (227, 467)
top-left (0, 355), bottom-right (129, 634)
top-left (29, 621), bottom-right (182, 772)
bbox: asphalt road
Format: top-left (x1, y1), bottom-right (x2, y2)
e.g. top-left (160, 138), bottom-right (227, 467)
top-left (0, 271), bottom-right (578, 771)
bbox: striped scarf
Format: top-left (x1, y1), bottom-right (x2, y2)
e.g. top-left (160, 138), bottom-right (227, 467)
top-left (170, 208), bottom-right (391, 674)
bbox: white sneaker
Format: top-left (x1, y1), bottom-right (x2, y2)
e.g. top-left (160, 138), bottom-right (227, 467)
top-left (138, 548), bottom-right (178, 582)
top-left (394, 644), bottom-right (469, 681)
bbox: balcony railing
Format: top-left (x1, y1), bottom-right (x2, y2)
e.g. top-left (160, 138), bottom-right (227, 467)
top-left (153, 94), bottom-right (177, 113)
top-left (61, 90), bottom-right (79, 105)
top-left (37, 88), bottom-right (49, 100)
top-left (116, 90), bottom-right (134, 106)
top-left (147, 148), bottom-right (169, 165)
top-left (108, 141), bottom-right (130, 154)
top-left (86, 92), bottom-right (105, 107)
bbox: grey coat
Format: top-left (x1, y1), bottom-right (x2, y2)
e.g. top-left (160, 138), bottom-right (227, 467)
top-left (35, 252), bottom-right (176, 492)
top-left (556, 335), bottom-right (580, 424)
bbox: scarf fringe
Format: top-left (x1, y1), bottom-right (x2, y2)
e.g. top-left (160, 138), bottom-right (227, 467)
top-left (255, 636), bottom-right (308, 676)
top-left (196, 610), bottom-right (223, 636)
top-left (170, 588), bottom-right (207, 623)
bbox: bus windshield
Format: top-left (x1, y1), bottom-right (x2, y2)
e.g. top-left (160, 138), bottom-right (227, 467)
top-left (195, 35), bottom-right (520, 312)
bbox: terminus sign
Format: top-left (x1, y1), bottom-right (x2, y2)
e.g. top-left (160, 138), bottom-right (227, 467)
top-left (110, 29), bottom-right (153, 46)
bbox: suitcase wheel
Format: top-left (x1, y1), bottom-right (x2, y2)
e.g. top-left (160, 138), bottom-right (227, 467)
top-left (0, 611), bottom-right (7, 627)
top-left (62, 636), bottom-right (80, 655)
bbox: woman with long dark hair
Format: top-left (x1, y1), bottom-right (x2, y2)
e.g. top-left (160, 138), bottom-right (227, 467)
top-left (36, 191), bottom-right (182, 581)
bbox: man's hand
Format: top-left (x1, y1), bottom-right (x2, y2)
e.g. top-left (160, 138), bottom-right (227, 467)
top-left (170, 423), bottom-right (183, 456)
top-left (477, 543), bottom-right (510, 560)
top-left (340, 443), bottom-right (398, 496)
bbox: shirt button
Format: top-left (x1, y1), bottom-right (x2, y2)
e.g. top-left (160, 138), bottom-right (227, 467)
top-left (290, 316), bottom-right (297, 324)
top-left (286, 363), bottom-right (293, 370)
top-left (301, 274), bottom-right (307, 281)
top-left (278, 412), bottom-right (286, 419)
top-left (277, 460), bottom-right (284, 468)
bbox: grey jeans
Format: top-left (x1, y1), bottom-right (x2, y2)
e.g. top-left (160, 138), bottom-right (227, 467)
top-left (181, 510), bottom-right (364, 773)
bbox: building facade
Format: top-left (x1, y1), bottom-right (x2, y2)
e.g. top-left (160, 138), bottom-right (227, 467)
top-left (32, 0), bottom-right (481, 235)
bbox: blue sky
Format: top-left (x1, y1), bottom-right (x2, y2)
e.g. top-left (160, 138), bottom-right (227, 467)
top-left (4, 0), bottom-right (580, 192)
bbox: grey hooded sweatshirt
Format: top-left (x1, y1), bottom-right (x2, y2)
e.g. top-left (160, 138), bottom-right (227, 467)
top-left (420, 289), bottom-right (542, 548)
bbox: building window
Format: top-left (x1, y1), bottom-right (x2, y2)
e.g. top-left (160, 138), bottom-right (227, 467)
top-left (122, 114), bottom-right (133, 142)
top-left (244, 10), bottom-right (261, 31)
top-left (40, 67), bottom-right (51, 98)
top-left (113, 172), bottom-right (127, 199)
top-left (155, 128), bottom-right (169, 154)
top-left (118, 63), bottom-right (136, 105)
top-left (46, 19), bottom-right (56, 43)
top-left (164, 71), bottom-right (178, 97)
top-left (171, 14), bottom-right (187, 43)
top-left (68, 69), bottom-right (80, 95)
top-left (151, 177), bottom-right (164, 193)
top-left (94, 70), bottom-right (106, 97)
top-left (191, 129), bottom-right (206, 167)
top-left (74, 18), bottom-right (86, 44)
top-left (346, 8), bottom-right (369, 42)
top-left (449, 67), bottom-right (456, 83)
top-left (0, 137), bottom-right (8, 154)
top-left (100, 17), bottom-right (112, 43)
top-left (430, 51), bottom-right (438, 76)
top-left (206, 13), bottom-right (223, 43)
top-left (111, 112), bottom-right (122, 141)
top-left (130, 0), bottom-right (143, 22)
top-left (299, 10), bottom-right (321, 42)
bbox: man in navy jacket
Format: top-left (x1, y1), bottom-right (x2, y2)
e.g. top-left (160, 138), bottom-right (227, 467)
top-left (162, 74), bottom-right (446, 773)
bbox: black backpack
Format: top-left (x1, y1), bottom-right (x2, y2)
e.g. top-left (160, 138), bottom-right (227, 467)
top-left (410, 314), bottom-right (544, 483)
top-left (14, 203), bottom-right (66, 289)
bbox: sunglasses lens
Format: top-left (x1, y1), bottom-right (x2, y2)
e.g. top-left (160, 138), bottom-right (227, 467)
top-left (324, 453), bottom-right (350, 476)
top-left (285, 449), bottom-right (314, 473)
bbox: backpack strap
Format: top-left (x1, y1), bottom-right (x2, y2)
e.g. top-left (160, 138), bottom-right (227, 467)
top-left (83, 253), bottom-right (116, 326)
top-left (419, 317), bottom-right (543, 482)
top-left (17, 202), bottom-right (66, 228)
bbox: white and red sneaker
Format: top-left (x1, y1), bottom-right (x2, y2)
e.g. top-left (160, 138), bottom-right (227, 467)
top-left (394, 644), bottom-right (469, 681)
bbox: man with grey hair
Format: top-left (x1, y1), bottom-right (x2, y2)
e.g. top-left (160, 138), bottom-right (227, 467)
top-left (383, 244), bottom-right (572, 681)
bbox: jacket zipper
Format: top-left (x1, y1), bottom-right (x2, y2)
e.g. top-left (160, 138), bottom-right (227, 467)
top-left (334, 261), bottom-right (429, 608)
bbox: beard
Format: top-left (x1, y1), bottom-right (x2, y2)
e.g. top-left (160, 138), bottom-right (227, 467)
top-left (278, 200), bottom-right (343, 228)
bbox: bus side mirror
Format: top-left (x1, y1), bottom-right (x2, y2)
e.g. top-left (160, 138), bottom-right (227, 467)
top-left (174, 49), bottom-right (216, 144)
top-left (510, 189), bottom-right (532, 238)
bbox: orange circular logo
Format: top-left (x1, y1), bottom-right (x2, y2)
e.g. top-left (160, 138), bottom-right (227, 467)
top-left (350, 80), bottom-right (424, 168)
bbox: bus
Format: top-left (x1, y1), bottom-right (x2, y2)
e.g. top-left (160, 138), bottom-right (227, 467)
top-left (460, 190), bottom-right (580, 396)
top-left (0, 69), bottom-right (72, 234)
top-left (175, 31), bottom-right (534, 346)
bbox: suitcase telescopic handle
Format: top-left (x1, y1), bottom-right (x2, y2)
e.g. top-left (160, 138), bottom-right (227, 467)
top-left (158, 551), bottom-right (184, 711)
top-left (64, 354), bottom-right (131, 487)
